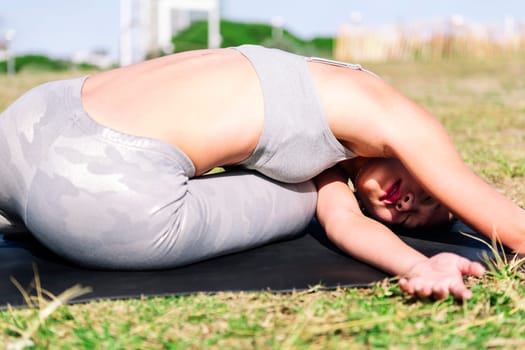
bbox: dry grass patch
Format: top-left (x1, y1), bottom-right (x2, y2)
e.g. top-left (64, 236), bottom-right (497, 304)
top-left (2, 274), bottom-right (525, 349)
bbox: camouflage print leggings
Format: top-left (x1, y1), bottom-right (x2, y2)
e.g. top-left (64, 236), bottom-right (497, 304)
top-left (0, 77), bottom-right (317, 269)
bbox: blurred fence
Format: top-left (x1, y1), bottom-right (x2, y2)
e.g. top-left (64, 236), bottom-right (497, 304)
top-left (334, 16), bottom-right (525, 61)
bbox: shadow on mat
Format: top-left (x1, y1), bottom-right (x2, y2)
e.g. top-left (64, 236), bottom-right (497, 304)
top-left (0, 218), bottom-right (507, 269)
top-left (1, 231), bottom-right (68, 264)
top-left (0, 218), bottom-right (514, 309)
top-left (306, 218), bottom-right (505, 254)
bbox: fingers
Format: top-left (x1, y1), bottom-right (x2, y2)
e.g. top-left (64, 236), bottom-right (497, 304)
top-left (456, 257), bottom-right (486, 277)
top-left (399, 277), bottom-right (447, 299)
top-left (431, 284), bottom-right (448, 300)
top-left (398, 254), bottom-right (485, 301)
top-left (398, 278), bottom-right (411, 293)
top-left (398, 278), bottom-right (473, 300)
top-left (468, 261), bottom-right (486, 277)
top-left (450, 282), bottom-right (473, 300)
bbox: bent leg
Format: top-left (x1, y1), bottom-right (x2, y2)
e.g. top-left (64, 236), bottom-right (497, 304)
top-left (16, 77), bottom-right (317, 269)
top-left (169, 170), bottom-right (317, 267)
top-left (28, 164), bottom-right (316, 270)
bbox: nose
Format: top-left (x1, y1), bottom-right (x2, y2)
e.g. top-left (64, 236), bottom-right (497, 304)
top-left (395, 193), bottom-right (414, 212)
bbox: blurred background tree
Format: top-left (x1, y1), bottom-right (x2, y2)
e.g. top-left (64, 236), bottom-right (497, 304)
top-left (170, 20), bottom-right (333, 58)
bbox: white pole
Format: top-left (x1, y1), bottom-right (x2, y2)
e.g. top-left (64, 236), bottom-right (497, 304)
top-left (137, 0), bottom-right (151, 61)
top-left (157, 0), bottom-right (174, 53)
top-left (120, 0), bottom-right (133, 66)
top-left (271, 16), bottom-right (283, 41)
top-left (208, 1), bottom-right (221, 48)
top-left (5, 29), bottom-right (16, 75)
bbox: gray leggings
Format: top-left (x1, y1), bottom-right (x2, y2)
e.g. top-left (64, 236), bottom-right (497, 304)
top-left (0, 77), bottom-right (317, 269)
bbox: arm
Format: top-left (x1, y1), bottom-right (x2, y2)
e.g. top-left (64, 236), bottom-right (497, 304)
top-left (315, 166), bottom-right (427, 275)
top-left (381, 90), bottom-right (525, 252)
top-left (315, 167), bottom-right (484, 300)
top-left (316, 69), bottom-right (525, 252)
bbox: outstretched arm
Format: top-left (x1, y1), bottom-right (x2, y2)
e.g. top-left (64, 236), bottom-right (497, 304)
top-left (380, 88), bottom-right (525, 252)
top-left (315, 167), bottom-right (484, 300)
top-left (312, 66), bottom-right (525, 252)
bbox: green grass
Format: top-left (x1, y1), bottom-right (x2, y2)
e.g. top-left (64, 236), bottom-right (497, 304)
top-left (1, 54), bottom-right (525, 349)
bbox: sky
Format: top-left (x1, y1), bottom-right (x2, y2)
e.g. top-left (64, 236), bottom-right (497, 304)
top-left (0, 0), bottom-right (524, 62)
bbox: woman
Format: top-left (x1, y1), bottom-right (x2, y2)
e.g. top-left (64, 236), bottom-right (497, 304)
top-left (0, 45), bottom-right (520, 299)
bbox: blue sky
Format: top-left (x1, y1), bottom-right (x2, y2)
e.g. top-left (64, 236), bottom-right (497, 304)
top-left (0, 0), bottom-right (523, 61)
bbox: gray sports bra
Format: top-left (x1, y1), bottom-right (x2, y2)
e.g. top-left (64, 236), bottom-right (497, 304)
top-left (234, 45), bottom-right (370, 183)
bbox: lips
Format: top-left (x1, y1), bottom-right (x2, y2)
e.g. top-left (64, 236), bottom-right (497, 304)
top-left (380, 180), bottom-right (402, 204)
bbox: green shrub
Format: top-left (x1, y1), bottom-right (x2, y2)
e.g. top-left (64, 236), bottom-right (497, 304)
top-left (170, 19), bottom-right (333, 57)
top-left (0, 55), bottom-right (99, 74)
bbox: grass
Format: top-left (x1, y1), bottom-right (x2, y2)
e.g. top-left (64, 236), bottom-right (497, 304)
top-left (1, 54), bottom-right (525, 349)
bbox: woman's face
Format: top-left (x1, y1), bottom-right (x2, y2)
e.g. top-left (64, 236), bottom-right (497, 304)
top-left (354, 158), bottom-right (452, 228)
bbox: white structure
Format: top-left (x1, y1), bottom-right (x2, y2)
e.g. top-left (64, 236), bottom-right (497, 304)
top-left (72, 49), bottom-right (114, 69)
top-left (2, 29), bottom-right (16, 74)
top-left (0, 42), bottom-right (6, 61)
top-left (120, 0), bottom-right (221, 66)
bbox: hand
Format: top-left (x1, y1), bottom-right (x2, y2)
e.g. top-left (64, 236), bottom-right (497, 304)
top-left (399, 252), bottom-right (485, 300)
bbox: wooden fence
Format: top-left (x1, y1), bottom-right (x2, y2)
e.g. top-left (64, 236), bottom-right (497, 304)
top-left (334, 18), bottom-right (525, 61)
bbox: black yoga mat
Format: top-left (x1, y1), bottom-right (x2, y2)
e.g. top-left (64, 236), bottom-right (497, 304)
top-left (0, 220), bottom-right (504, 309)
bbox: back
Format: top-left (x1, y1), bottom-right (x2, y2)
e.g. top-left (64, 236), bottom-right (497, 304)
top-left (81, 48), bottom-right (265, 175)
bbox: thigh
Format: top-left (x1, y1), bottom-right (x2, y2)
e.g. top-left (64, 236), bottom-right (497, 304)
top-left (24, 107), bottom-right (194, 269)
top-left (25, 140), bottom-right (190, 269)
top-left (28, 167), bottom-right (316, 270)
top-left (172, 170), bottom-right (317, 266)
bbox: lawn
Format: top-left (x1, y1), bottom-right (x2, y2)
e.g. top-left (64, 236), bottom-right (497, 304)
top-left (1, 54), bottom-right (525, 349)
